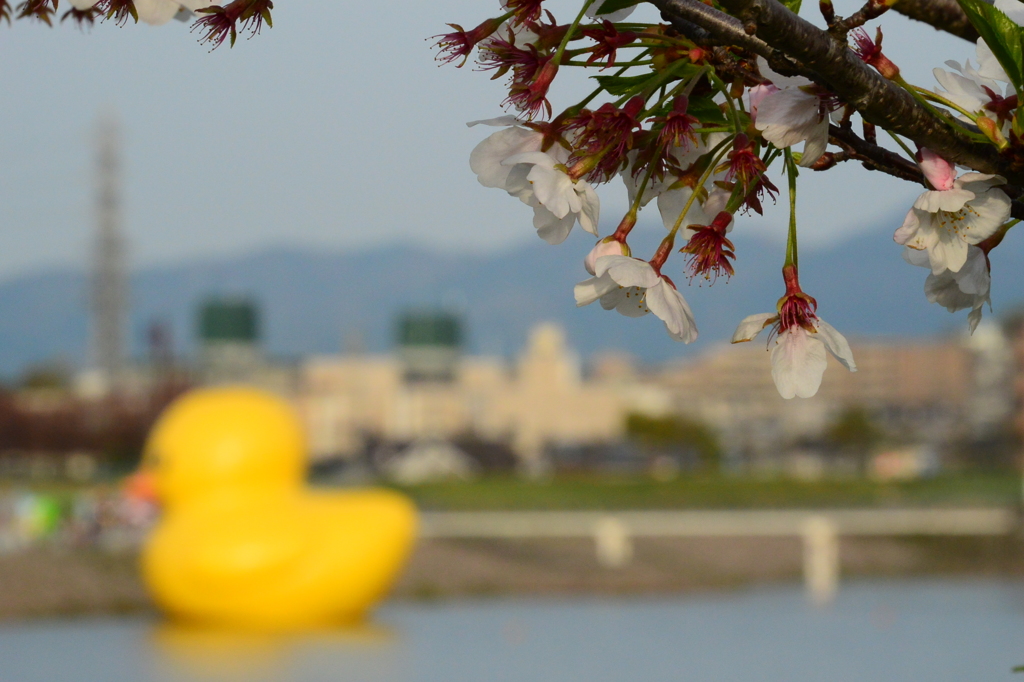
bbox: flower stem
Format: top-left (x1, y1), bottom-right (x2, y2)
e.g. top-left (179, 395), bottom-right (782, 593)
top-left (667, 137), bottom-right (732, 238)
top-left (884, 129), bottom-right (917, 163)
top-left (553, 0), bottom-right (596, 66)
top-left (784, 149), bottom-right (799, 270)
top-left (912, 86), bottom-right (979, 123)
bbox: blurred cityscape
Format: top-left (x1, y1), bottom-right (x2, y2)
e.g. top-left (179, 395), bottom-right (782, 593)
top-left (2, 117), bottom-right (1024, 620)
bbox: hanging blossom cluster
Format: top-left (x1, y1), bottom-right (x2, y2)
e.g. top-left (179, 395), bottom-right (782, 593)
top-left (1, 0), bottom-right (271, 48)
top-left (435, 0), bottom-right (1024, 400)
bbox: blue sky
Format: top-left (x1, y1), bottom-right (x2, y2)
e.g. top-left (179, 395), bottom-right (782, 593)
top-left (0, 0), bottom-right (986, 279)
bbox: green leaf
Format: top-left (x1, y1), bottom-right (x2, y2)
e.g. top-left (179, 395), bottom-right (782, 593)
top-left (592, 73), bottom-right (659, 96)
top-left (780, 0), bottom-right (802, 14)
top-left (1013, 665), bottom-right (1024, 673)
top-left (956, 0), bottom-right (1024, 93)
top-left (594, 0), bottom-right (639, 15)
top-left (687, 96), bottom-right (728, 125)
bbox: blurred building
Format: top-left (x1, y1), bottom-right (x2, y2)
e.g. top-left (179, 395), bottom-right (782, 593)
top-left (296, 318), bottom-right (1017, 474)
top-left (297, 322), bottom-right (625, 466)
top-left (661, 337), bottom-right (977, 458)
top-left (196, 297), bottom-right (294, 394)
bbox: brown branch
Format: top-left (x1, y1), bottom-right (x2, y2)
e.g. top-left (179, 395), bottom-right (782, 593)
top-left (706, 0), bottom-right (1024, 186)
top-left (828, 124), bottom-right (925, 183)
top-left (652, 0), bottom-right (771, 56)
top-left (890, 0), bottom-right (982, 42)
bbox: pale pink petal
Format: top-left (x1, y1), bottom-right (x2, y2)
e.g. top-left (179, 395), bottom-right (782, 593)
top-left (770, 328), bottom-right (828, 399)
top-left (584, 239), bottom-right (629, 276)
top-left (919, 148), bottom-right (957, 191)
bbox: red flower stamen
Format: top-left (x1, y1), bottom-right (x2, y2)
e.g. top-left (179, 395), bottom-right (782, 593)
top-left (16, 0), bottom-right (56, 25)
top-left (0, 0), bottom-right (12, 24)
top-left (654, 95), bottom-right (699, 151)
top-left (192, 0), bottom-right (274, 50)
top-left (716, 135), bottom-right (778, 215)
top-left (503, 56), bottom-right (558, 119)
top-left (581, 20), bottom-right (637, 69)
top-left (477, 35), bottom-right (541, 81)
top-left (981, 85), bottom-right (1019, 123)
top-left (681, 211), bottom-right (736, 284)
top-left (851, 27), bottom-right (899, 80)
top-left (94, 0), bottom-right (136, 26)
top-left (565, 96), bottom-right (645, 181)
top-left (505, 0), bottom-right (544, 26)
top-left (61, 5), bottom-right (101, 27)
top-left (767, 265), bottom-right (819, 343)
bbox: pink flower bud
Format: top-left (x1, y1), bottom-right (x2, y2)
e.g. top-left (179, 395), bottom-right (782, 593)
top-left (918, 148), bottom-right (956, 191)
top-left (584, 237), bottom-right (630, 275)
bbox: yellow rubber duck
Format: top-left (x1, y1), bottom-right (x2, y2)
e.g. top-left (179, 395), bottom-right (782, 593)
top-left (134, 386), bottom-right (417, 630)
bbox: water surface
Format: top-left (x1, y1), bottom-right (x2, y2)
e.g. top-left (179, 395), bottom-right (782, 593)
top-left (0, 579), bottom-right (1020, 682)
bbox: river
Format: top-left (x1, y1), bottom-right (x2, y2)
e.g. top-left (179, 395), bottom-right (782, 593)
top-left (0, 579), bottom-right (1021, 682)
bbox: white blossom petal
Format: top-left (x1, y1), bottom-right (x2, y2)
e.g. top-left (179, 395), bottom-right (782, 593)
top-left (470, 126), bottom-right (544, 190)
top-left (913, 188), bottom-right (975, 213)
top-left (467, 116), bottom-right (522, 127)
top-left (732, 313), bottom-right (776, 343)
top-left (815, 320), bottom-right (856, 372)
top-left (645, 280), bottom-right (698, 343)
top-left (797, 118), bottom-right (830, 167)
top-left (574, 274), bottom-right (619, 307)
top-left (610, 287), bottom-right (651, 317)
top-left (134, 0), bottom-right (181, 25)
top-left (577, 182), bottom-right (601, 236)
top-left (770, 328), bottom-right (828, 399)
top-left (532, 206), bottom-right (575, 244)
top-left (596, 256), bottom-right (660, 289)
top-left (755, 87), bottom-right (823, 150)
top-left (586, 0), bottom-right (636, 22)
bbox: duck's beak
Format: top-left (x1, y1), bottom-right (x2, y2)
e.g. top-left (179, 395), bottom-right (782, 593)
top-left (123, 470), bottom-right (159, 504)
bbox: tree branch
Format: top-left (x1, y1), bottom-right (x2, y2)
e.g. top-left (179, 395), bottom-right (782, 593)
top-left (704, 0), bottom-right (1024, 186)
top-left (652, 0), bottom-right (771, 56)
top-left (828, 124), bottom-right (925, 184)
top-left (890, 0), bottom-right (981, 43)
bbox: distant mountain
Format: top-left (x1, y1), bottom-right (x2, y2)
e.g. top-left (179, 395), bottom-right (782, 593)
top-left (1, 220), bottom-right (1022, 379)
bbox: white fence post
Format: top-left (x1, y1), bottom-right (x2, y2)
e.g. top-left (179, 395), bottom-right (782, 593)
top-left (802, 515), bottom-right (839, 605)
top-left (593, 516), bottom-right (633, 568)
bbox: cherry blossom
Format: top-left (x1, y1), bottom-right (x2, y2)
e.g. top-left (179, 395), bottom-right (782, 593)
top-left (894, 149), bottom-right (1011, 275)
top-left (467, 116), bottom-right (548, 194)
top-left (932, 59), bottom-right (1008, 119)
top-left (752, 58), bottom-right (831, 168)
top-left (575, 255), bottom-right (698, 343)
top-left (903, 245), bottom-right (991, 333)
top-left (732, 268), bottom-right (856, 399)
top-left (501, 151), bottom-right (600, 243)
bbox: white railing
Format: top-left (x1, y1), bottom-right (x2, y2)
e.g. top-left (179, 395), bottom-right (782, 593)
top-left (419, 508), bottom-right (1019, 603)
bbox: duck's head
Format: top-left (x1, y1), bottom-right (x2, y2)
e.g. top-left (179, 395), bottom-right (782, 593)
top-left (137, 387), bottom-right (306, 506)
